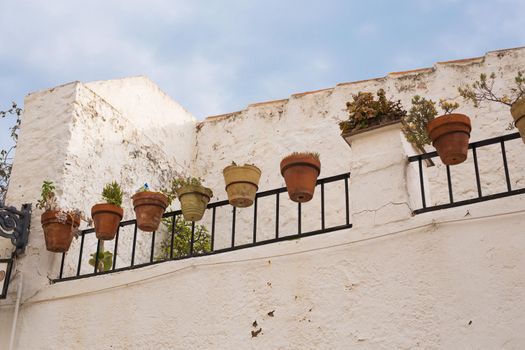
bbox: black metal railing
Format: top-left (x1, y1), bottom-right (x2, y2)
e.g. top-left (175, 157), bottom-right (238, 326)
top-left (408, 132), bottom-right (525, 214)
top-left (0, 254), bottom-right (14, 299)
top-left (0, 203), bottom-right (31, 298)
top-left (53, 172), bottom-right (352, 282)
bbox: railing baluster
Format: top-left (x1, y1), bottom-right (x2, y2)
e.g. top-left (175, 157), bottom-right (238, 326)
top-left (418, 158), bottom-right (427, 209)
top-left (501, 139), bottom-right (512, 191)
top-left (190, 221), bottom-right (195, 256)
top-left (298, 202), bottom-right (302, 235)
top-left (344, 177), bottom-right (350, 225)
top-left (275, 192), bottom-right (280, 239)
top-left (446, 165), bottom-right (454, 204)
top-left (76, 232), bottom-right (85, 276)
top-left (59, 252), bottom-right (66, 279)
top-left (472, 145), bottom-right (482, 197)
top-left (150, 230), bottom-right (156, 263)
top-left (231, 207), bottom-right (236, 248)
top-left (211, 207), bottom-right (216, 252)
top-left (131, 223), bottom-right (138, 267)
top-left (321, 182), bottom-right (325, 230)
top-left (253, 197), bottom-right (258, 244)
top-left (112, 225), bottom-right (120, 270)
top-left (94, 239), bottom-right (101, 274)
top-left (170, 214), bottom-right (176, 260)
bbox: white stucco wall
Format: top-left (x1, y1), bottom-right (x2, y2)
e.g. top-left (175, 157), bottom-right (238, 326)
top-left (86, 76), bottom-right (196, 171)
top-left (1, 47), bottom-right (524, 349)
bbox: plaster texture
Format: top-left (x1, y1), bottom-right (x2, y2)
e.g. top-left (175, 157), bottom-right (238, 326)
top-left (1, 47), bottom-right (525, 349)
top-left (86, 76), bottom-right (196, 171)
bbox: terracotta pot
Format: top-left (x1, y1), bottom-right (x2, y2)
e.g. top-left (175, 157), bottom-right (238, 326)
top-left (132, 191), bottom-right (168, 232)
top-left (511, 97), bottom-right (525, 144)
top-left (41, 210), bottom-right (80, 253)
top-left (91, 203), bottom-right (124, 240)
top-left (427, 113), bottom-right (471, 165)
top-left (177, 185), bottom-right (213, 221)
top-left (280, 154), bottom-right (321, 203)
top-left (223, 164), bottom-right (261, 208)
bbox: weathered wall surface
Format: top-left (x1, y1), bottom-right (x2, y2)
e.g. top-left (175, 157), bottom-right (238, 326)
top-left (86, 76), bottom-right (196, 172)
top-left (193, 47), bottom-right (525, 211)
top-left (9, 201), bottom-right (525, 350)
top-left (0, 78), bottom-right (195, 349)
top-left (1, 47), bottom-right (524, 349)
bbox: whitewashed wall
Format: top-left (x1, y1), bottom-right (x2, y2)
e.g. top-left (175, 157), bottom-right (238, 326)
top-left (0, 47), bottom-right (524, 350)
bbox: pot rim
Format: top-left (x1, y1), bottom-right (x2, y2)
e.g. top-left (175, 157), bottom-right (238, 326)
top-left (280, 154), bottom-right (321, 176)
top-left (41, 210), bottom-right (81, 227)
top-left (223, 164), bottom-right (261, 174)
top-left (91, 203), bottom-right (124, 219)
top-left (177, 184), bottom-right (213, 199)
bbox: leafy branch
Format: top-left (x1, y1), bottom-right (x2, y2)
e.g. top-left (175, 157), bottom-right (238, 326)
top-left (458, 71), bottom-right (525, 107)
top-left (0, 102), bottom-right (22, 205)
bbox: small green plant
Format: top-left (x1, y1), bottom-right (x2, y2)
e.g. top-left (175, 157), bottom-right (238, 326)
top-left (170, 176), bottom-right (202, 196)
top-left (401, 97), bottom-right (460, 150)
top-left (102, 181), bottom-right (123, 207)
top-left (36, 180), bottom-right (58, 211)
top-left (284, 152), bottom-right (320, 160)
top-left (136, 183), bottom-right (150, 193)
top-left (89, 245), bottom-right (113, 272)
top-left (458, 71), bottom-right (525, 108)
top-left (402, 96), bottom-right (437, 149)
top-left (340, 89), bottom-right (407, 134)
top-left (36, 180), bottom-right (92, 232)
top-left (161, 176), bottom-right (206, 206)
top-left (157, 216), bottom-right (211, 259)
top-left (438, 99), bottom-right (459, 115)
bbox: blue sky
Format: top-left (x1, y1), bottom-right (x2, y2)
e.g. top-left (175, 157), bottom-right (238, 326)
top-left (1, 0), bottom-right (524, 152)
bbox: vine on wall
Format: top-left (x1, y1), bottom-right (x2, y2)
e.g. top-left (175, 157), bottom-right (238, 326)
top-left (0, 102), bottom-right (22, 205)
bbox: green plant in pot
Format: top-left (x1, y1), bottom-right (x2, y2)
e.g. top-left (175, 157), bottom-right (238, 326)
top-left (280, 152), bottom-right (320, 203)
top-left (223, 161), bottom-right (261, 208)
top-left (89, 242), bottom-right (113, 272)
top-left (458, 71), bottom-right (525, 143)
top-left (157, 216), bottom-right (211, 259)
top-left (132, 183), bottom-right (169, 232)
top-left (402, 96), bottom-right (471, 165)
top-left (339, 88), bottom-right (407, 136)
top-left (170, 176), bottom-right (213, 222)
top-left (37, 181), bottom-right (91, 253)
top-left (91, 181), bottom-right (124, 240)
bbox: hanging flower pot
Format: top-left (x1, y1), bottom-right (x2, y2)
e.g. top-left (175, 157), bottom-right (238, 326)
top-left (427, 113), bottom-right (471, 165)
top-left (280, 152), bottom-right (321, 203)
top-left (91, 181), bottom-right (124, 240)
top-left (37, 180), bottom-right (89, 253)
top-left (91, 204), bottom-right (124, 240)
top-left (511, 97), bottom-right (525, 143)
top-left (41, 210), bottom-right (80, 253)
top-left (223, 163), bottom-right (261, 208)
top-left (132, 191), bottom-right (168, 232)
top-left (176, 185), bottom-right (213, 222)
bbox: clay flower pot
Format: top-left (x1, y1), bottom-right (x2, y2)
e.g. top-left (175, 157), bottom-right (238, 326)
top-left (91, 203), bottom-right (124, 240)
top-left (177, 185), bottom-right (213, 222)
top-left (132, 191), bottom-right (168, 232)
top-left (427, 113), bottom-right (471, 165)
top-left (511, 97), bottom-right (525, 144)
top-left (41, 210), bottom-right (80, 253)
top-left (280, 153), bottom-right (321, 203)
top-left (223, 164), bottom-right (261, 208)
